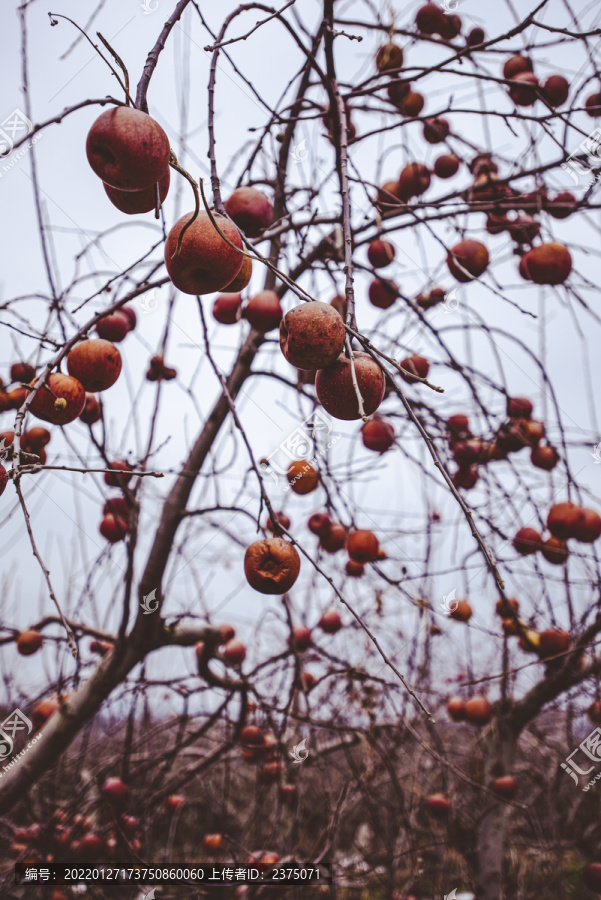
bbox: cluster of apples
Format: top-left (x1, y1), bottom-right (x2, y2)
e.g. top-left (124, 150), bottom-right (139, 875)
top-left (0, 361), bottom-right (36, 413)
top-left (0, 425), bottom-right (51, 464)
top-left (195, 623), bottom-right (249, 669)
top-left (513, 500), bottom-right (601, 568)
top-left (238, 724), bottom-right (301, 794)
top-left (7, 776), bottom-right (141, 868)
top-left (494, 597), bottom-right (573, 663)
top-left (447, 396), bottom-right (559, 491)
top-left (307, 515), bottom-right (385, 575)
top-left (502, 54), bottom-right (570, 109)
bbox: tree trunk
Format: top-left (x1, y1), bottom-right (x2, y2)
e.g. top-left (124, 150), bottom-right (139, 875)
top-left (475, 719), bottom-right (517, 900)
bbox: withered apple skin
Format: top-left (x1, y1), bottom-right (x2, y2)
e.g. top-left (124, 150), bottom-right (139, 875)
top-left (280, 301), bottom-right (345, 370)
top-left (165, 211), bottom-right (244, 295)
top-left (316, 352), bottom-right (385, 421)
top-left (86, 108), bottom-right (170, 192)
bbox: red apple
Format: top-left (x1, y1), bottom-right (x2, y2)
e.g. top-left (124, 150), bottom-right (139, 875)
top-left (0, 463), bottom-right (7, 497)
top-left (32, 696), bottom-right (60, 729)
top-left (319, 608), bottom-right (342, 633)
top-left (240, 725), bottom-right (264, 746)
top-left (203, 833), bottom-right (225, 852)
top-left (22, 427), bottom-right (51, 451)
top-left (434, 154), bottom-right (460, 178)
top-left (423, 117), bottom-right (449, 144)
top-left (464, 695), bottom-right (492, 725)
top-left (165, 211), bottom-right (244, 295)
top-left (447, 414), bottom-right (470, 435)
top-left (103, 497), bottom-right (133, 533)
top-left (223, 254), bottom-right (252, 292)
top-left (223, 638), bottom-right (246, 666)
top-left (288, 626), bottom-right (312, 652)
top-left (538, 628), bottom-right (570, 659)
top-left (507, 396), bottom-right (533, 419)
top-left (503, 55), bottom-right (532, 79)
top-left (96, 311), bottom-right (130, 342)
top-left (512, 526), bottom-right (541, 555)
top-left (531, 445), bottom-right (559, 470)
top-left (103, 166), bottom-right (170, 214)
top-left (102, 776), bottom-right (129, 803)
top-left (508, 71), bottom-right (540, 106)
top-left (213, 293), bottom-right (242, 325)
top-left (496, 596), bottom-right (519, 617)
top-left (547, 501), bottom-right (580, 539)
top-left (367, 239), bottom-right (396, 268)
top-left (416, 286), bottom-right (446, 308)
top-left (10, 362), bottom-right (35, 383)
top-left (280, 301), bottom-right (345, 370)
top-left (467, 27), bottom-right (485, 47)
top-left (427, 793), bottom-right (451, 817)
top-left (67, 339), bottom-right (122, 393)
top-left (400, 354), bottom-right (430, 384)
top-left (243, 290), bottom-right (283, 332)
top-left (86, 107), bottom-right (170, 191)
top-left (308, 512), bottom-right (332, 537)
top-left (415, 3), bottom-right (445, 35)
top-left (522, 242), bottom-right (571, 285)
top-left (541, 536), bottom-right (569, 565)
top-left (28, 374), bottom-right (85, 425)
top-left (387, 80), bottom-right (411, 109)
top-left (541, 74), bottom-right (569, 107)
top-left (572, 507), bottom-right (601, 543)
top-left (244, 537), bottom-right (301, 594)
top-left (492, 775), bottom-right (517, 799)
top-left (287, 459), bottom-right (319, 494)
top-left (398, 163), bottom-right (431, 200)
top-left (546, 191), bottom-right (576, 219)
top-left (369, 278), bottom-right (398, 309)
top-left (447, 696), bottom-right (465, 721)
top-left (361, 417), bottom-right (395, 452)
top-left (319, 523), bottom-right (347, 553)
top-left (347, 529), bottom-right (380, 563)
top-left (100, 513), bottom-right (128, 543)
top-left (450, 599), bottom-right (472, 622)
top-left (346, 559), bottom-right (365, 576)
top-left (401, 91), bottom-right (424, 117)
top-left (316, 352), bottom-right (385, 421)
top-left (224, 187), bottom-right (273, 237)
top-left (447, 239), bottom-right (489, 282)
top-left (266, 510), bottom-right (291, 533)
top-left (104, 460), bottom-right (133, 488)
top-left (375, 42), bottom-right (404, 72)
top-left (585, 93), bottom-right (601, 117)
top-left (17, 629), bottom-right (43, 656)
top-left (452, 466), bottom-right (479, 489)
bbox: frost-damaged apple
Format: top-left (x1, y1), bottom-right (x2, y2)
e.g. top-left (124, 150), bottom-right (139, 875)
top-left (244, 537), bottom-right (301, 594)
